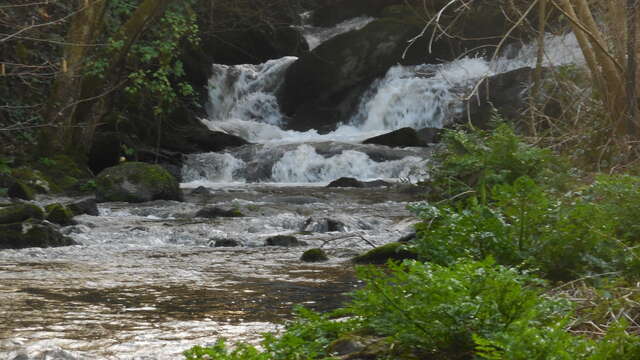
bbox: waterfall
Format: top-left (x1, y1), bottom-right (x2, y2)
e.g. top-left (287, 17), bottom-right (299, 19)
top-left (190, 27), bottom-right (583, 186)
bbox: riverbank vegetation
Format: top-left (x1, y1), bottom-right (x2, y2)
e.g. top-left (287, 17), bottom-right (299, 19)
top-left (184, 121), bottom-right (640, 359)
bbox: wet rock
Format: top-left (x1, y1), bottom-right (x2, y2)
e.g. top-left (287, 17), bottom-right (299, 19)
top-left (0, 203), bottom-right (44, 224)
top-left (191, 186), bottom-right (212, 195)
top-left (363, 127), bottom-right (428, 148)
top-left (304, 218), bottom-right (347, 233)
top-left (327, 177), bottom-right (365, 188)
top-left (311, 0), bottom-right (400, 27)
top-left (95, 162), bottom-right (181, 203)
top-left (328, 336), bottom-right (366, 356)
top-left (195, 206), bottom-right (244, 218)
top-left (212, 238), bottom-right (242, 247)
top-left (364, 179), bottom-right (391, 188)
top-left (0, 219), bottom-right (76, 250)
top-left (417, 127), bottom-right (444, 144)
top-left (301, 248), bottom-right (329, 262)
top-left (265, 235), bottom-right (307, 247)
top-left (67, 197), bottom-right (99, 216)
top-left (352, 242), bottom-right (416, 264)
top-left (280, 19), bottom-right (425, 132)
top-left (45, 203), bottom-right (75, 226)
top-left (7, 180), bottom-right (35, 200)
top-left (464, 67), bottom-right (535, 129)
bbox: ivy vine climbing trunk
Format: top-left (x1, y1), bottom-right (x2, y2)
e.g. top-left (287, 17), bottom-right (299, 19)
top-left (39, 0), bottom-right (108, 156)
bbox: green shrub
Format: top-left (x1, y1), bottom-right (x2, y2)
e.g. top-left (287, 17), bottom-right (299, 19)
top-left (348, 259), bottom-right (569, 358)
top-left (429, 124), bottom-right (567, 203)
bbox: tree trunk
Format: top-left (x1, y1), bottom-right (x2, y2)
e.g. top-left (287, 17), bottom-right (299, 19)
top-left (627, 0), bottom-right (639, 137)
top-left (39, 0), bottom-right (107, 155)
top-left (72, 0), bottom-right (176, 154)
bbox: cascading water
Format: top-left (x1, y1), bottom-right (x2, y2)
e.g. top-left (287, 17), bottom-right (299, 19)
top-left (189, 32), bottom-right (582, 186)
top-left (0, 14), bottom-right (585, 360)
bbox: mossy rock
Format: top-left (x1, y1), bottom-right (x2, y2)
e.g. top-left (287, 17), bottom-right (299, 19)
top-left (195, 206), bottom-right (244, 218)
top-left (45, 203), bottom-right (74, 226)
top-left (0, 203), bottom-right (44, 224)
top-left (352, 242), bottom-right (416, 264)
top-left (95, 162), bottom-right (181, 203)
top-left (0, 219), bottom-right (76, 250)
top-left (7, 180), bottom-right (35, 200)
top-left (11, 167), bottom-right (51, 193)
top-left (35, 155), bottom-right (93, 193)
top-left (67, 198), bottom-right (99, 216)
top-left (301, 248), bottom-right (329, 262)
top-left (265, 235), bottom-right (307, 247)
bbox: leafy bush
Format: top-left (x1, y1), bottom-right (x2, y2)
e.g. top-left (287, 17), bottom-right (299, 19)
top-left (429, 124), bottom-right (567, 202)
top-left (348, 259), bottom-right (569, 359)
top-left (183, 307), bottom-right (359, 360)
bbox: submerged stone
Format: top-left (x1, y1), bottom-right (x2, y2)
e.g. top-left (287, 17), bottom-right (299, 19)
top-left (301, 248), bottom-right (329, 262)
top-left (95, 162), bottom-right (181, 203)
top-left (362, 127), bottom-right (428, 148)
top-left (265, 235), bottom-right (307, 247)
top-left (327, 177), bottom-right (365, 188)
top-left (195, 206), bottom-right (244, 218)
top-left (212, 238), bottom-right (242, 247)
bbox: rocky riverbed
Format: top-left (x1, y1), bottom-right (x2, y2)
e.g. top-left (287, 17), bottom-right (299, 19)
top-left (0, 183), bottom-right (420, 359)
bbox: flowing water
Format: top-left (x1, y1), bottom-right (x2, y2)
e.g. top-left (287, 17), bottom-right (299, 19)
top-left (0, 16), bottom-right (582, 359)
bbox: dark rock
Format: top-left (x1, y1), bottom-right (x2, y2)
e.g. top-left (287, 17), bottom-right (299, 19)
top-left (191, 186), bottom-right (212, 195)
top-left (311, 0), bottom-right (401, 27)
top-left (363, 127), bottom-right (428, 148)
top-left (67, 198), bottom-right (99, 216)
top-left (417, 127), bottom-right (443, 144)
top-left (8, 180), bottom-right (35, 200)
top-left (363, 179), bottom-right (391, 188)
top-left (213, 238), bottom-right (242, 247)
top-left (265, 235), bottom-right (307, 247)
top-left (301, 248), bottom-right (329, 262)
top-left (195, 206), bottom-right (243, 218)
top-left (95, 162), bottom-right (181, 203)
top-left (0, 203), bottom-right (44, 224)
top-left (304, 218), bottom-right (347, 233)
top-left (327, 177), bottom-right (365, 188)
top-left (280, 19), bottom-right (428, 131)
top-left (328, 336), bottom-right (366, 356)
top-left (464, 67), bottom-right (535, 129)
top-left (88, 132), bottom-right (121, 175)
top-left (0, 219), bottom-right (76, 250)
top-left (0, 173), bottom-right (16, 188)
top-left (352, 242), bottom-right (416, 264)
top-left (45, 203), bottom-right (75, 226)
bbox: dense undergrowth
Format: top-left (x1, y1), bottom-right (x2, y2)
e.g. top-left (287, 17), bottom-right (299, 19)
top-left (183, 123), bottom-right (640, 359)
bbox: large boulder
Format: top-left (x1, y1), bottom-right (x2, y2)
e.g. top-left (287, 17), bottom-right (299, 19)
top-left (464, 67), bottom-right (535, 129)
top-left (45, 203), bottom-right (75, 226)
top-left (95, 162), bottom-right (181, 203)
top-left (362, 127), bottom-right (428, 147)
top-left (279, 18), bottom-right (426, 132)
top-left (0, 203), bottom-right (44, 224)
top-left (0, 219), bottom-right (76, 250)
top-left (310, 0), bottom-right (404, 27)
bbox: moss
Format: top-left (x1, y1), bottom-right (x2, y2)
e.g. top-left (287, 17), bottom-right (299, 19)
top-left (11, 167), bottom-right (51, 193)
top-left (0, 220), bottom-right (76, 249)
top-left (301, 248), bottom-right (329, 262)
top-left (8, 180), bottom-right (35, 200)
top-left (35, 155), bottom-right (93, 193)
top-left (0, 203), bottom-right (44, 224)
top-left (45, 203), bottom-right (74, 226)
top-left (96, 162), bottom-right (180, 203)
top-left (352, 242), bottom-right (416, 265)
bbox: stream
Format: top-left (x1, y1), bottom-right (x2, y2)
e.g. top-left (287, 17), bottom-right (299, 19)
top-left (0, 15), bottom-right (583, 360)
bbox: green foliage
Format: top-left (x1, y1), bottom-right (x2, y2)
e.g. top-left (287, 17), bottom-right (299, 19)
top-left (80, 180), bottom-right (97, 192)
top-left (349, 259), bottom-right (568, 358)
top-left (429, 123), bottom-right (567, 203)
top-left (0, 158), bottom-right (11, 175)
top-left (183, 307), bottom-right (359, 360)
